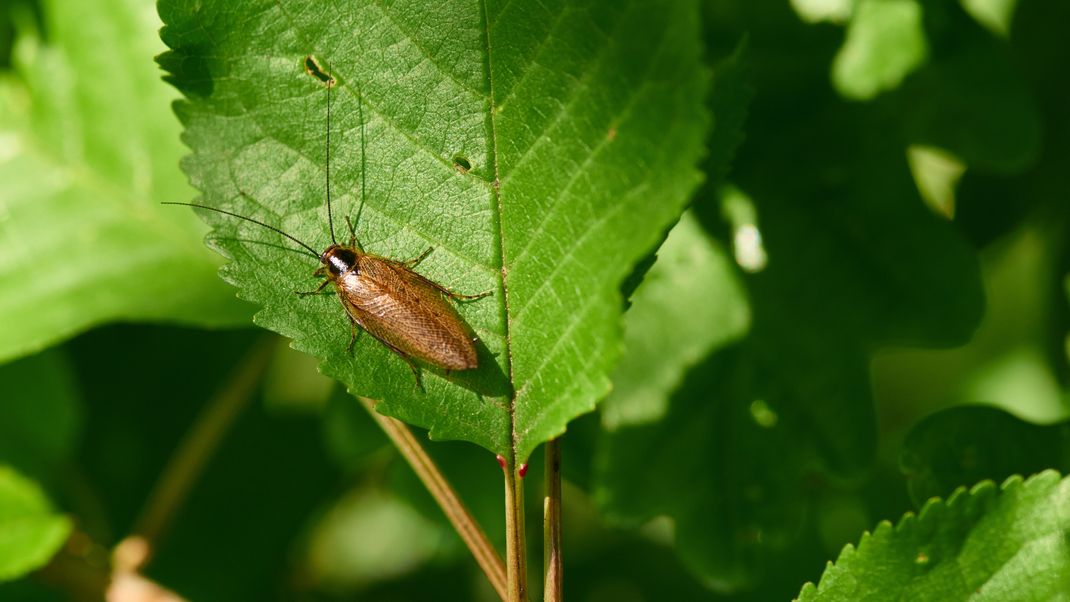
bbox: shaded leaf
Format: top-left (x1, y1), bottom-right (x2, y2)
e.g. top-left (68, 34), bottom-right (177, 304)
top-left (596, 344), bottom-right (812, 591)
top-left (593, 2), bottom-right (987, 590)
top-left (900, 405), bottom-right (1070, 505)
top-left (158, 0), bottom-right (708, 460)
top-left (0, 350), bottom-right (82, 485)
top-left (0, 0), bottom-right (251, 364)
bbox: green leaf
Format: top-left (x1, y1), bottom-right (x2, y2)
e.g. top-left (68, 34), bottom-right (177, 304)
top-left (301, 487), bottom-right (450, 590)
top-left (831, 0), bottom-right (928, 100)
top-left (790, 0), bottom-right (853, 24)
top-left (897, 26), bottom-right (1040, 174)
top-left (900, 405), bottom-right (1070, 505)
top-left (0, 465), bottom-right (71, 582)
top-left (0, 350), bottom-right (82, 485)
top-left (602, 211), bottom-right (749, 428)
top-left (798, 471), bottom-right (1070, 600)
top-left (592, 3), bottom-right (988, 590)
top-left (158, 0), bottom-right (709, 460)
top-left (0, 0), bottom-right (252, 364)
top-left (960, 0), bottom-right (1019, 37)
top-left (596, 344), bottom-right (813, 591)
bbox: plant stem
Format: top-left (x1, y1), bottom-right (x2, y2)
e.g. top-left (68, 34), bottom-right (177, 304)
top-left (543, 439), bottom-right (562, 601)
top-left (132, 336), bottom-right (274, 559)
top-left (362, 397), bottom-right (508, 601)
top-left (503, 454), bottom-right (529, 601)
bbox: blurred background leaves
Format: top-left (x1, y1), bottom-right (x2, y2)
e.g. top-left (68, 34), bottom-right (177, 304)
top-left (0, 0), bottom-right (251, 364)
top-left (0, 0), bottom-right (1067, 600)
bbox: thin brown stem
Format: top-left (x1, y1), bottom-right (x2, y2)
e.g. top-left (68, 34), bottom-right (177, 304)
top-left (543, 439), bottom-right (562, 601)
top-left (361, 397), bottom-right (508, 601)
top-left (132, 337), bottom-right (274, 560)
top-left (503, 454), bottom-right (529, 602)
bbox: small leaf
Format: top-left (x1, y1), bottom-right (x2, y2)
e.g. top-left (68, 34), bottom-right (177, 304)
top-left (798, 471), bottom-right (1070, 600)
top-left (832, 0), bottom-right (928, 100)
top-left (158, 0), bottom-right (709, 460)
top-left (0, 0), bottom-right (251, 364)
top-left (0, 465), bottom-right (72, 582)
top-left (960, 0), bottom-right (1019, 37)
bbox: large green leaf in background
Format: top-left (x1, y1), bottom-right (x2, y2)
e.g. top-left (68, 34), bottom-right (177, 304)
top-left (0, 0), bottom-right (250, 364)
top-left (157, 0), bottom-right (708, 460)
top-left (799, 471), bottom-right (1070, 600)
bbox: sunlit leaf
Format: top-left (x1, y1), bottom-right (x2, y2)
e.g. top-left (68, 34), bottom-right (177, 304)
top-left (158, 0), bottom-right (709, 460)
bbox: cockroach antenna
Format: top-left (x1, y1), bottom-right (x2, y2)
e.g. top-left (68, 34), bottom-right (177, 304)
top-left (325, 70), bottom-right (338, 245)
top-left (347, 80), bottom-right (367, 243)
top-left (160, 201), bottom-right (320, 259)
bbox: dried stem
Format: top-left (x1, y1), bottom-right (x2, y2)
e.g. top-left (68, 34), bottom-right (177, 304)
top-left (361, 397), bottom-right (508, 601)
top-left (543, 439), bottom-right (562, 601)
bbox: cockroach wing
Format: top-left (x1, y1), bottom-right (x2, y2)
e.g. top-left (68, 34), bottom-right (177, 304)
top-left (337, 255), bottom-right (478, 371)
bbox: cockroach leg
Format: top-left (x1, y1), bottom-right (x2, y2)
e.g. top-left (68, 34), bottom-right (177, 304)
top-left (295, 280), bottom-right (332, 297)
top-left (430, 280), bottom-right (492, 301)
top-left (408, 361), bottom-right (425, 393)
top-left (403, 246), bottom-right (434, 268)
top-left (446, 289), bottom-right (493, 301)
top-left (403, 267), bottom-right (493, 301)
top-left (347, 320), bottom-right (362, 353)
top-left (345, 215), bottom-right (358, 247)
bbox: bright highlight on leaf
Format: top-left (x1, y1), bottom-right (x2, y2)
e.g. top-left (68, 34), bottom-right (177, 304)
top-left (158, 0), bottom-right (709, 461)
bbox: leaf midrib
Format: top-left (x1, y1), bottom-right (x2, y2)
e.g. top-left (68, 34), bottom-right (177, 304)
top-left (478, 0), bottom-right (519, 459)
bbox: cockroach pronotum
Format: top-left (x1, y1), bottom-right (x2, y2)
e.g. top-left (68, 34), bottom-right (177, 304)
top-left (166, 56), bottom-right (490, 387)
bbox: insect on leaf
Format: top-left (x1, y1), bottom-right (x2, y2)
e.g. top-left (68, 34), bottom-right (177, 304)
top-left (158, 0), bottom-right (709, 460)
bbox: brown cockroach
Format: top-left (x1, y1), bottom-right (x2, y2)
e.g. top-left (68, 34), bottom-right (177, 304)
top-left (167, 57), bottom-right (489, 385)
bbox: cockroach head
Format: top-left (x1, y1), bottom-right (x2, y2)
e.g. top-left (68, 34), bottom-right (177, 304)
top-left (322, 244), bottom-right (358, 277)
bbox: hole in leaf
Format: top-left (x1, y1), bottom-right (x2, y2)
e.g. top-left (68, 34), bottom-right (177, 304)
top-left (452, 155), bottom-right (472, 172)
top-left (304, 55), bottom-right (334, 87)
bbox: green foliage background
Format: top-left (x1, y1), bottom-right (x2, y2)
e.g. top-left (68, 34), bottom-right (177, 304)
top-left (0, 0), bottom-right (1068, 600)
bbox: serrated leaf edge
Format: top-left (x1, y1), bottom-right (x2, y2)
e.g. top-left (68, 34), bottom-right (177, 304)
top-left (796, 469), bottom-right (1064, 600)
